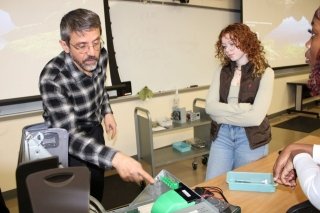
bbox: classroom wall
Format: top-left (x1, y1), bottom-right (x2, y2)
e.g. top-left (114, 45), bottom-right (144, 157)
top-left (0, 69), bottom-right (314, 192)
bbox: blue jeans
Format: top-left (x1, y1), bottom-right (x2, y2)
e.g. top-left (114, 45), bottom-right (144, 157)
top-left (205, 124), bottom-right (269, 180)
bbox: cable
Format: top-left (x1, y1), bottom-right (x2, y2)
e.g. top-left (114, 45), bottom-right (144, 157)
top-left (194, 186), bottom-right (229, 203)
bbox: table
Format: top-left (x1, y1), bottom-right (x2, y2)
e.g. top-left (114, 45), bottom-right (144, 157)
top-left (196, 135), bottom-right (320, 213)
top-left (287, 80), bottom-right (319, 118)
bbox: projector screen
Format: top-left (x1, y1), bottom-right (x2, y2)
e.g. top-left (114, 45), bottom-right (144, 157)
top-left (242, 0), bottom-right (320, 68)
top-left (0, 0), bottom-right (106, 102)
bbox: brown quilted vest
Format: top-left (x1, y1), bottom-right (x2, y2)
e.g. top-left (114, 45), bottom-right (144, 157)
top-left (210, 62), bottom-right (271, 149)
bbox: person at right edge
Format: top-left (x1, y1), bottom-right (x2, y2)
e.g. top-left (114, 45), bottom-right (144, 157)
top-left (205, 23), bottom-right (274, 180)
top-left (273, 6), bottom-right (320, 210)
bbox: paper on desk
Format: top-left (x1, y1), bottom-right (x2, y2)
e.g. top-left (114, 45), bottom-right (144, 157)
top-left (152, 126), bottom-right (166, 131)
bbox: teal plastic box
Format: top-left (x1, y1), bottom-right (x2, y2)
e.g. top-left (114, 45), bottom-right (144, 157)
top-left (226, 171), bottom-right (277, 192)
top-left (172, 141), bottom-right (191, 153)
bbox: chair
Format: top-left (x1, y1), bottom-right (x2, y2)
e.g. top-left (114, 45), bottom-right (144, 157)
top-left (26, 166), bottom-right (91, 213)
top-left (16, 156), bottom-right (59, 213)
top-left (17, 123), bottom-right (106, 212)
top-left (16, 122), bottom-right (68, 213)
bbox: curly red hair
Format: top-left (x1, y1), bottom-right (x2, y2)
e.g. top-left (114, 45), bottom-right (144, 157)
top-left (215, 23), bottom-right (268, 77)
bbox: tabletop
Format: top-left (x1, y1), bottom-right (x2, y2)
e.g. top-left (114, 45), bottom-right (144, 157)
top-left (195, 135), bottom-right (320, 213)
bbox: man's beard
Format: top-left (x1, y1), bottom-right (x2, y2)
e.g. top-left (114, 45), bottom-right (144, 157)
top-left (75, 56), bottom-right (99, 72)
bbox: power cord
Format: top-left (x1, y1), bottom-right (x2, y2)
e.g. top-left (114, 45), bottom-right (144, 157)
top-left (194, 186), bottom-right (229, 203)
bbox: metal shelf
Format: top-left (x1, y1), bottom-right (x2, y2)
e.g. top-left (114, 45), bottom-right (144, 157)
top-left (154, 144), bottom-right (209, 167)
top-left (152, 118), bottom-right (211, 135)
top-left (134, 98), bottom-right (211, 177)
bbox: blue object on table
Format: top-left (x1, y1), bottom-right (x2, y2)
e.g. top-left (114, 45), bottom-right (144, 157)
top-left (226, 171), bottom-right (277, 192)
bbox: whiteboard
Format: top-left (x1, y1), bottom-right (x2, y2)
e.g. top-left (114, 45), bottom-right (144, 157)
top-left (242, 0), bottom-right (318, 68)
top-left (0, 0), bottom-right (239, 102)
top-left (109, 1), bottom-right (240, 94)
top-left (0, 0), bottom-right (106, 101)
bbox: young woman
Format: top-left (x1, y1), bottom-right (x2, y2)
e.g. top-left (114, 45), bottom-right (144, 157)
top-left (205, 23), bottom-right (274, 179)
top-left (273, 7), bottom-right (320, 210)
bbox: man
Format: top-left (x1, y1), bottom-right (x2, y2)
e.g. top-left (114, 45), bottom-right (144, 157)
top-left (39, 8), bottom-right (154, 202)
top-left (273, 6), bottom-right (320, 210)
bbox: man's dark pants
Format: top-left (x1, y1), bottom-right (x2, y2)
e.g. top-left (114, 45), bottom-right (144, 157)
top-left (69, 124), bottom-right (106, 202)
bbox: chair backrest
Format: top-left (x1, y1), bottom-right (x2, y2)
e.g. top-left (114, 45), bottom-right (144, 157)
top-left (16, 156), bottom-right (59, 213)
top-left (26, 166), bottom-right (90, 213)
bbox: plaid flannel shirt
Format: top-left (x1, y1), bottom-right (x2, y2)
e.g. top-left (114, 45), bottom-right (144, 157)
top-left (39, 47), bottom-right (117, 169)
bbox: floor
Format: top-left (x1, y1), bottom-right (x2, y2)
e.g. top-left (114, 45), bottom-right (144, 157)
top-left (4, 104), bottom-right (320, 212)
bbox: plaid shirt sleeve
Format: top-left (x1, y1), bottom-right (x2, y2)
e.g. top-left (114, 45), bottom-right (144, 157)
top-left (101, 86), bottom-right (113, 116)
top-left (39, 51), bottom-right (117, 169)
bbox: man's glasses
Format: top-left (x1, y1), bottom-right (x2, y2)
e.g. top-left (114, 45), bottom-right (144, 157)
top-left (69, 39), bottom-right (104, 54)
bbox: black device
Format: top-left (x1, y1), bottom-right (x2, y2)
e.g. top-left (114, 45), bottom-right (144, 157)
top-left (287, 200), bottom-right (320, 213)
top-left (172, 0), bottom-right (189, 3)
top-left (19, 123), bottom-right (69, 168)
top-left (194, 187), bottom-right (241, 213)
top-left (106, 81), bottom-right (132, 99)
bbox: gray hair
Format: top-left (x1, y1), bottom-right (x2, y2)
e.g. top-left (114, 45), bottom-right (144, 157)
top-left (60, 8), bottom-right (101, 43)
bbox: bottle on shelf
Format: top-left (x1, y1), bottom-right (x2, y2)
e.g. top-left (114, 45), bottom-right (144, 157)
top-left (173, 88), bottom-right (180, 109)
